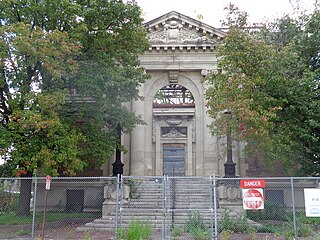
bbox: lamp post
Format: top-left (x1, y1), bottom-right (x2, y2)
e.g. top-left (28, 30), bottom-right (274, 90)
top-left (112, 123), bottom-right (124, 176)
top-left (223, 111), bottom-right (236, 177)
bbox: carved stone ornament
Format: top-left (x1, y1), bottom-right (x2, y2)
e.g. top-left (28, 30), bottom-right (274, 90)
top-left (148, 20), bottom-right (216, 45)
top-left (165, 118), bottom-right (182, 126)
top-left (162, 129), bottom-right (187, 138)
top-left (104, 182), bottom-right (117, 200)
top-left (169, 71), bottom-right (179, 83)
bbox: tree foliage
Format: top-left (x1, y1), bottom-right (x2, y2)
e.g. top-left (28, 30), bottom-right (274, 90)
top-left (0, 0), bottom-right (149, 215)
top-left (206, 5), bottom-right (320, 176)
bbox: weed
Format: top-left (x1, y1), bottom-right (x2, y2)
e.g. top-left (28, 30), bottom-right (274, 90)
top-left (128, 179), bottom-right (140, 199)
top-left (119, 220), bottom-right (152, 240)
top-left (297, 223), bottom-right (312, 237)
top-left (185, 211), bottom-right (207, 232)
top-left (66, 229), bottom-right (74, 239)
top-left (83, 231), bottom-right (91, 240)
top-left (286, 213), bottom-right (313, 237)
top-left (171, 226), bottom-right (184, 237)
top-left (185, 211), bottom-right (210, 240)
top-left (220, 229), bottom-right (233, 240)
top-left (248, 231), bottom-right (257, 240)
top-left (16, 229), bottom-right (29, 236)
top-left (255, 224), bottom-right (279, 233)
top-left (189, 226), bottom-right (210, 240)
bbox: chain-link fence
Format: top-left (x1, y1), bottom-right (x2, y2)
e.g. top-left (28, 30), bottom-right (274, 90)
top-left (0, 176), bottom-right (319, 239)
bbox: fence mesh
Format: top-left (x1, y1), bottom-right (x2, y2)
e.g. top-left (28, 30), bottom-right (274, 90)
top-left (0, 176), bottom-right (319, 240)
top-left (166, 177), bottom-right (214, 240)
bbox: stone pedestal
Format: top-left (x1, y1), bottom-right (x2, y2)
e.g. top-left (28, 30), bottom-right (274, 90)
top-left (218, 182), bottom-right (243, 216)
top-left (102, 183), bottom-right (130, 216)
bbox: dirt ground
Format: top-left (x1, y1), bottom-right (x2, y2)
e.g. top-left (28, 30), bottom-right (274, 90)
top-left (0, 223), bottom-right (318, 240)
top-left (0, 223), bottom-right (114, 240)
top-left (0, 224), bottom-right (288, 240)
top-left (0, 227), bottom-right (287, 240)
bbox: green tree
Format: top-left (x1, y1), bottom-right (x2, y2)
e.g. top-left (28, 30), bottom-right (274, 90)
top-left (206, 5), bottom-right (319, 176)
top-left (0, 0), bottom-right (149, 215)
top-left (67, 0), bottom-right (149, 168)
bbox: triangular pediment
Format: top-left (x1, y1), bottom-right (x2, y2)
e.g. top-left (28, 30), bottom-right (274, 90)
top-left (144, 11), bottom-right (226, 49)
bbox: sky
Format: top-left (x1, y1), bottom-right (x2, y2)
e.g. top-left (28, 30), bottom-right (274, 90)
top-left (136, 0), bottom-right (316, 27)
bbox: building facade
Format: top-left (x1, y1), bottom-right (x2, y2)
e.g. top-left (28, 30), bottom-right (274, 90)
top-left (104, 11), bottom-right (249, 177)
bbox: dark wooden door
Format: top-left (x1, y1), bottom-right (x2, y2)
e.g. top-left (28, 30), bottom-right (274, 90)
top-left (163, 143), bottom-right (185, 176)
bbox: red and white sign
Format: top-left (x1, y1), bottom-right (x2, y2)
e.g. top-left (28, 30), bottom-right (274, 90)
top-left (240, 179), bottom-right (265, 188)
top-left (242, 188), bottom-right (264, 210)
top-left (45, 175), bottom-right (51, 190)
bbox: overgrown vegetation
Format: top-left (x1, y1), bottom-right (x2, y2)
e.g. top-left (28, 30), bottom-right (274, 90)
top-left (185, 211), bottom-right (210, 240)
top-left (118, 220), bottom-right (152, 240)
top-left (219, 210), bottom-right (255, 234)
top-left (247, 201), bottom-right (289, 221)
top-left (128, 179), bottom-right (141, 199)
top-left (0, 192), bottom-right (19, 213)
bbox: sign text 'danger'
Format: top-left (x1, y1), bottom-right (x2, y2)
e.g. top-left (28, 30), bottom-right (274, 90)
top-left (240, 179), bottom-right (265, 188)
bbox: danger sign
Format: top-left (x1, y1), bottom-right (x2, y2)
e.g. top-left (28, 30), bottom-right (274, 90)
top-left (242, 188), bottom-right (264, 210)
top-left (240, 179), bottom-right (265, 188)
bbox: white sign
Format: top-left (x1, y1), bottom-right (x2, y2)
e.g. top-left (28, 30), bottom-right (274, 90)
top-left (242, 188), bottom-right (264, 210)
top-left (45, 175), bottom-right (51, 190)
top-left (304, 189), bottom-right (320, 217)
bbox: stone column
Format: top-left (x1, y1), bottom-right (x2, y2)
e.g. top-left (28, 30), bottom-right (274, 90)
top-left (130, 85), bottom-right (145, 176)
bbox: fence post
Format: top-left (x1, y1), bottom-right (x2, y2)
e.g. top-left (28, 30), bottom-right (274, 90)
top-left (213, 175), bottom-right (218, 239)
top-left (114, 174), bottom-right (120, 240)
top-left (119, 175), bottom-right (124, 234)
top-left (291, 177), bottom-right (297, 240)
top-left (166, 175), bottom-right (171, 240)
top-left (163, 175), bottom-right (167, 240)
top-left (209, 176), bottom-right (214, 239)
top-left (31, 176), bottom-right (37, 240)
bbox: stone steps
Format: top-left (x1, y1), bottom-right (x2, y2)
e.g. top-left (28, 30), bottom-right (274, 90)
top-left (77, 178), bottom-right (223, 231)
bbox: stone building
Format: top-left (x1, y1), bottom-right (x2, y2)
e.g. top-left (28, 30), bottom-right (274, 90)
top-left (36, 11), bottom-right (290, 216)
top-left (103, 11), bottom-right (249, 177)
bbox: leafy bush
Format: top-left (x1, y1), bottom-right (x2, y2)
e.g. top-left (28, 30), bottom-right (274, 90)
top-left (219, 209), bottom-right (254, 233)
top-left (295, 211), bottom-right (320, 225)
top-left (247, 201), bottom-right (289, 221)
top-left (0, 192), bottom-right (19, 213)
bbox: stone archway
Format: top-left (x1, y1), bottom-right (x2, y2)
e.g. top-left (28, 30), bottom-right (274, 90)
top-left (151, 82), bottom-right (197, 176)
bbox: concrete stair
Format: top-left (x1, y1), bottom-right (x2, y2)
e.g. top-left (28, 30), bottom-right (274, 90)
top-left (77, 177), bottom-right (227, 231)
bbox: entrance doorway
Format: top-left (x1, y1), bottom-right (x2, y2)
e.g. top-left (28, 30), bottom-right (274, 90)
top-left (163, 143), bottom-right (185, 176)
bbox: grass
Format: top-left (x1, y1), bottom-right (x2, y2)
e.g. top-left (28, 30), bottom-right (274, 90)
top-left (0, 212), bottom-right (101, 225)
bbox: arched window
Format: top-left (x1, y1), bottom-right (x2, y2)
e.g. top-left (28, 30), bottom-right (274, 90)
top-left (153, 84), bottom-right (195, 108)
